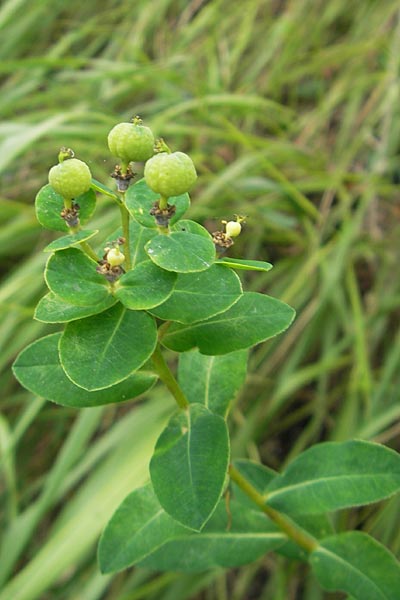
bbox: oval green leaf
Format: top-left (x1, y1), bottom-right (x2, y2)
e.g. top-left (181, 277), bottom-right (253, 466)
top-left (59, 303), bottom-right (157, 391)
top-left (145, 229), bottom-right (215, 273)
top-left (178, 349), bottom-right (248, 417)
top-left (99, 483), bottom-right (285, 574)
top-left (150, 264), bottom-right (242, 324)
top-left (162, 291), bottom-right (295, 354)
top-left (310, 532), bottom-right (400, 600)
top-left (114, 261), bottom-right (177, 310)
top-left (43, 229), bottom-right (98, 252)
top-left (45, 248), bottom-right (110, 307)
top-left (125, 178), bottom-right (190, 228)
top-left (150, 403), bottom-right (230, 531)
top-left (34, 292), bottom-right (116, 323)
top-left (35, 184), bottom-right (96, 232)
top-left (216, 257), bottom-right (273, 272)
top-left (12, 333), bottom-right (157, 407)
top-left (265, 440), bottom-right (400, 515)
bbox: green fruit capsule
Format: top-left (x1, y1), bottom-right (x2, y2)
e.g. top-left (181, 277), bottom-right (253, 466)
top-left (144, 151), bottom-right (197, 198)
top-left (108, 121), bottom-right (155, 163)
top-left (48, 158), bottom-right (92, 199)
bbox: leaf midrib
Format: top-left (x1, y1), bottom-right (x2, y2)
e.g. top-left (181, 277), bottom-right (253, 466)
top-left (204, 358), bottom-right (214, 409)
top-left (109, 508), bottom-right (164, 567)
top-left (96, 307), bottom-right (127, 369)
top-left (267, 473), bottom-right (400, 501)
top-left (165, 301), bottom-right (290, 336)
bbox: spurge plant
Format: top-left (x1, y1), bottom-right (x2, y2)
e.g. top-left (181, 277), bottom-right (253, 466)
top-left (12, 116), bottom-right (400, 599)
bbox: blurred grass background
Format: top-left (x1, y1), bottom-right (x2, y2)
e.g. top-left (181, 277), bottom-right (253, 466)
top-left (1, 0), bottom-right (400, 598)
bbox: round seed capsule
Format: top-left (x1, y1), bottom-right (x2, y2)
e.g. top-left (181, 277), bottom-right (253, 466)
top-left (48, 158), bottom-right (92, 199)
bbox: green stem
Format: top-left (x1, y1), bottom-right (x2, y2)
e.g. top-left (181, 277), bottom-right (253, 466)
top-left (119, 201), bottom-right (132, 270)
top-left (159, 195), bottom-right (168, 211)
top-left (228, 464), bottom-right (318, 554)
top-left (151, 344), bottom-right (189, 410)
top-left (90, 179), bottom-right (120, 202)
top-left (79, 241), bottom-right (99, 262)
top-left (67, 221), bottom-right (99, 263)
top-left (120, 160), bottom-right (129, 176)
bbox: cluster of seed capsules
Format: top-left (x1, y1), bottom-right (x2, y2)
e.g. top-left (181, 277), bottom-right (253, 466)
top-left (47, 116), bottom-right (244, 269)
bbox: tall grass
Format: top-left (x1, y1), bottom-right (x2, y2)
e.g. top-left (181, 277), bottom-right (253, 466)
top-left (1, 0), bottom-right (400, 598)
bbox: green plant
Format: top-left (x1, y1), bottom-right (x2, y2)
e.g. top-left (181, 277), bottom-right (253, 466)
top-left (12, 117), bottom-right (400, 600)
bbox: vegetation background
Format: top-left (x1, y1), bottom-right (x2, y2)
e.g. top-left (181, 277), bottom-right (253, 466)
top-left (1, 0), bottom-right (400, 598)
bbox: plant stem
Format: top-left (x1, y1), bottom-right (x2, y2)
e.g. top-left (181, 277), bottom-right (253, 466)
top-left (67, 223), bottom-right (99, 262)
top-left (159, 195), bottom-right (168, 210)
top-left (79, 241), bottom-right (99, 262)
top-left (151, 344), bottom-right (189, 409)
top-left (119, 200), bottom-right (132, 270)
top-left (228, 464), bottom-right (318, 553)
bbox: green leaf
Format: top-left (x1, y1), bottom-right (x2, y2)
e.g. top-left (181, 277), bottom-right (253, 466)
top-left (162, 292), bottom-right (295, 354)
top-left (98, 483), bottom-right (186, 573)
top-left (125, 178), bottom-right (190, 228)
top-left (145, 228), bottom-right (215, 273)
top-left (34, 292), bottom-right (116, 323)
top-left (99, 483), bottom-right (285, 574)
top-left (59, 304), bottom-right (157, 391)
top-left (43, 229), bottom-right (98, 252)
top-left (231, 460), bottom-right (334, 562)
top-left (265, 441), bottom-right (400, 515)
top-left (310, 532), bottom-right (400, 600)
top-left (216, 257), bottom-right (273, 272)
top-left (35, 184), bottom-right (96, 232)
top-left (114, 261), bottom-right (177, 310)
top-left (150, 403), bottom-right (229, 531)
top-left (45, 248), bottom-right (110, 307)
top-left (12, 333), bottom-right (156, 408)
top-left (149, 264), bottom-right (242, 324)
top-left (178, 349), bottom-right (248, 417)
